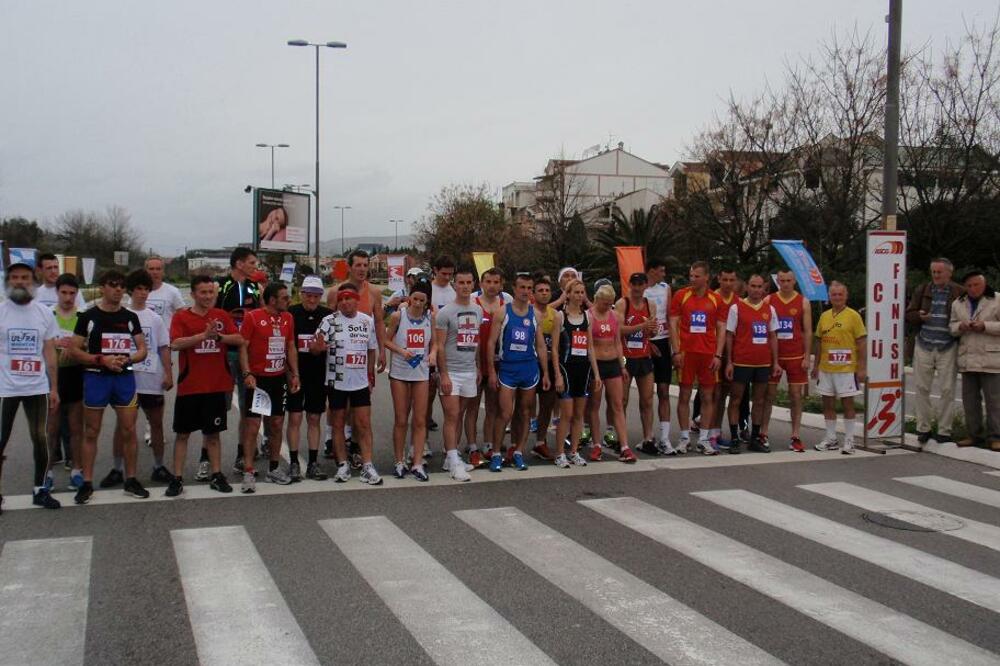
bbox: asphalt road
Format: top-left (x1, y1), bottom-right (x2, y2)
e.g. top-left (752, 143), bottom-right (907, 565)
top-left (3, 382), bottom-right (1000, 665)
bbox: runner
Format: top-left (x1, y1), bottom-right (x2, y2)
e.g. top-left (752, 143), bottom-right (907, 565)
top-left (644, 257), bottom-right (675, 454)
top-left (312, 283), bottom-right (381, 485)
top-left (616, 272), bottom-right (659, 455)
top-left (0, 262), bottom-right (62, 513)
top-left (285, 275), bottom-right (332, 481)
top-left (587, 284), bottom-right (636, 463)
top-left (34, 252), bottom-right (86, 310)
top-left (706, 268), bottom-right (740, 446)
top-left (69, 270), bottom-right (149, 504)
top-left (237, 282), bottom-right (299, 492)
top-left (466, 267), bottom-right (507, 467)
top-left (166, 275), bottom-right (244, 496)
top-left (435, 267), bottom-right (481, 482)
top-left (384, 267), bottom-right (425, 311)
top-left (143, 256), bottom-right (186, 330)
top-left (812, 281), bottom-right (867, 454)
top-left (724, 274), bottom-right (780, 454)
top-left (763, 269), bottom-right (813, 451)
top-left (47, 273), bottom-right (85, 491)
top-left (124, 269), bottom-right (174, 482)
top-left (669, 261), bottom-right (726, 456)
top-left (530, 275), bottom-right (559, 461)
top-left (212, 247), bottom-right (261, 479)
top-left (426, 254), bottom-right (457, 436)
top-left (552, 279), bottom-right (600, 468)
top-left (385, 279), bottom-right (436, 481)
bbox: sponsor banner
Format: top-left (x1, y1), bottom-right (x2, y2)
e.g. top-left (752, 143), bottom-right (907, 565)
top-left (864, 231), bottom-right (907, 442)
top-left (472, 252), bottom-right (495, 279)
top-left (387, 255), bottom-right (406, 292)
top-left (9, 247), bottom-right (37, 269)
top-left (772, 240), bottom-right (828, 302)
top-left (82, 258), bottom-right (96, 284)
top-left (64, 256), bottom-right (78, 276)
top-left (254, 188), bottom-right (311, 254)
top-left (279, 262), bottom-right (296, 284)
top-left (615, 246), bottom-right (645, 294)
top-left (332, 258), bottom-right (349, 282)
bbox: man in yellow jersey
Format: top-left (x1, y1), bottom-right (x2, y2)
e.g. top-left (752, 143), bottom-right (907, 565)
top-left (811, 281), bottom-right (867, 454)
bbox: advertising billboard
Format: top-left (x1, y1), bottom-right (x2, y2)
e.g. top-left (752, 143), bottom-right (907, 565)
top-left (254, 188), bottom-right (311, 255)
top-left (864, 230), bottom-right (907, 444)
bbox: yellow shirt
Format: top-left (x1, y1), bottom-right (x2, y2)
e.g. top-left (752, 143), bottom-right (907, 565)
top-left (816, 306), bottom-right (866, 373)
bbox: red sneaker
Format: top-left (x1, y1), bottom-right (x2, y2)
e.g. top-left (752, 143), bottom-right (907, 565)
top-left (588, 444), bottom-right (603, 462)
top-left (532, 443), bottom-right (555, 461)
top-left (619, 446), bottom-right (637, 463)
top-left (469, 450), bottom-right (485, 468)
top-left (789, 437), bottom-right (805, 453)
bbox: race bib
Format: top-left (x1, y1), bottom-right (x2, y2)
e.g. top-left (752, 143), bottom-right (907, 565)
top-left (10, 358), bottom-right (43, 377)
top-left (571, 330), bottom-right (588, 356)
top-left (195, 338), bottom-right (220, 354)
top-left (751, 321), bottom-right (768, 345)
top-left (777, 317), bottom-right (794, 340)
top-left (264, 356), bottom-right (286, 373)
top-left (131, 327), bottom-right (155, 372)
top-left (597, 322), bottom-right (612, 336)
top-left (690, 311), bottom-right (707, 334)
top-left (626, 330), bottom-right (645, 349)
top-left (297, 334), bottom-right (314, 353)
top-left (456, 325), bottom-right (479, 351)
top-left (101, 332), bottom-right (131, 355)
top-left (509, 327), bottom-right (529, 353)
top-left (345, 352), bottom-right (367, 369)
top-left (148, 299), bottom-right (165, 316)
top-left (268, 336), bottom-right (285, 355)
top-left (827, 348), bottom-right (852, 365)
top-left (405, 328), bottom-right (426, 351)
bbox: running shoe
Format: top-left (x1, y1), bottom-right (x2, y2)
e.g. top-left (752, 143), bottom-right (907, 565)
top-left (123, 477), bottom-right (150, 499)
top-left (427, 419), bottom-right (439, 432)
top-left (210, 473), bottom-right (233, 493)
top-left (748, 436), bottom-right (771, 453)
top-left (638, 439), bottom-right (660, 456)
top-left (393, 462), bottom-right (408, 479)
top-left (241, 471), bottom-right (256, 494)
top-left (512, 452), bottom-right (528, 471)
top-left (360, 463), bottom-right (383, 486)
top-left (469, 450), bottom-right (485, 468)
top-left (74, 482), bottom-right (94, 505)
top-left (727, 437), bottom-right (742, 455)
top-left (619, 446), bottom-right (638, 463)
top-left (580, 425), bottom-right (593, 446)
top-left (814, 438), bottom-right (840, 451)
top-left (151, 466), bottom-right (173, 483)
top-left (99, 468), bottom-right (124, 489)
top-left (232, 458), bottom-right (245, 475)
top-left (323, 438), bottom-right (335, 458)
top-left (554, 453), bottom-right (570, 468)
top-left (165, 476), bottom-right (183, 497)
top-left (305, 462), bottom-right (328, 480)
top-left (450, 461), bottom-right (471, 482)
top-left (489, 453), bottom-right (503, 473)
top-left (334, 462), bottom-right (351, 483)
top-left (196, 460), bottom-right (212, 481)
top-left (656, 439), bottom-right (676, 456)
top-left (32, 488), bottom-right (61, 510)
top-left (410, 466), bottom-right (430, 482)
top-left (288, 462), bottom-right (302, 482)
top-left (603, 428), bottom-right (620, 450)
top-left (570, 452), bottom-right (588, 466)
top-left (531, 442), bottom-right (554, 461)
top-left (697, 438), bottom-right (718, 456)
top-left (588, 444), bottom-right (603, 462)
top-left (841, 437), bottom-right (855, 455)
top-left (529, 417), bottom-right (538, 433)
top-left (69, 470), bottom-right (84, 491)
top-left (789, 436), bottom-right (805, 453)
top-left (266, 467), bottom-right (292, 485)
top-left (715, 437), bottom-right (732, 451)
top-left (676, 435), bottom-right (690, 454)
top-left (43, 470), bottom-right (54, 492)
top-left (442, 455), bottom-right (473, 473)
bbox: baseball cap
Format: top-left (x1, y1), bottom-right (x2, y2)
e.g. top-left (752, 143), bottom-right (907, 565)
top-left (406, 267), bottom-right (424, 277)
top-left (629, 272), bottom-right (648, 284)
top-left (301, 276), bottom-right (324, 294)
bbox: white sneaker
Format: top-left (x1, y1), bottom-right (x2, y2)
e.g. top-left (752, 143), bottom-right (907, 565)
top-left (656, 439), bottom-right (676, 456)
top-left (815, 438), bottom-right (841, 451)
top-left (841, 437), bottom-right (855, 455)
top-left (450, 462), bottom-right (471, 482)
top-left (360, 463), bottom-right (383, 486)
top-left (195, 460), bottom-right (211, 482)
top-left (697, 438), bottom-right (718, 456)
top-left (334, 462), bottom-right (351, 483)
top-left (570, 452), bottom-right (588, 466)
top-left (266, 467), bottom-right (292, 485)
top-left (442, 455), bottom-right (473, 472)
top-left (554, 454), bottom-right (570, 468)
top-left (240, 471), bottom-right (256, 494)
top-left (676, 435), bottom-right (690, 454)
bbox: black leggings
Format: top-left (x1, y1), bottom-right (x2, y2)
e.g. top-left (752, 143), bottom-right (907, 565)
top-left (0, 394), bottom-right (50, 491)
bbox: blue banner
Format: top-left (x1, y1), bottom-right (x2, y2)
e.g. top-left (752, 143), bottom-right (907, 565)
top-left (772, 240), bottom-right (828, 302)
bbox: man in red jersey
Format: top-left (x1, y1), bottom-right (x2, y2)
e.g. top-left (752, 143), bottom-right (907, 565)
top-left (763, 269), bottom-right (813, 451)
top-left (724, 274), bottom-right (780, 454)
top-left (165, 275), bottom-right (246, 496)
top-left (669, 261), bottom-right (726, 455)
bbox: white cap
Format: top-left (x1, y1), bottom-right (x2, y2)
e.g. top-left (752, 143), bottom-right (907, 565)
top-left (301, 275), bottom-right (325, 294)
top-left (406, 267), bottom-right (424, 277)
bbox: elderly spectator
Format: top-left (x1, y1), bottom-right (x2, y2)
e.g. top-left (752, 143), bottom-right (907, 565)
top-left (905, 258), bottom-right (964, 444)
top-left (949, 271), bottom-right (1000, 450)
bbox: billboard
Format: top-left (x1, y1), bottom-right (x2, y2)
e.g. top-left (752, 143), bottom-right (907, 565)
top-left (254, 188), bottom-right (311, 255)
top-left (864, 230), bottom-right (907, 443)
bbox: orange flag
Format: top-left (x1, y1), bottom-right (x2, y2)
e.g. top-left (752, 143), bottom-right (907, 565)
top-left (615, 246), bottom-right (645, 293)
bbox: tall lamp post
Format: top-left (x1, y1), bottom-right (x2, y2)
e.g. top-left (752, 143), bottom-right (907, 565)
top-left (389, 219), bottom-right (404, 250)
top-left (333, 205), bottom-right (352, 256)
top-left (255, 143), bottom-right (290, 188)
top-left (287, 38), bottom-right (347, 270)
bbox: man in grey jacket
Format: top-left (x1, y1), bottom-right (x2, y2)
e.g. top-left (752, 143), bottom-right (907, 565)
top-left (950, 271), bottom-right (1000, 450)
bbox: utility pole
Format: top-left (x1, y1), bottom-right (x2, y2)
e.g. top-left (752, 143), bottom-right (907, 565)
top-left (882, 0), bottom-right (902, 231)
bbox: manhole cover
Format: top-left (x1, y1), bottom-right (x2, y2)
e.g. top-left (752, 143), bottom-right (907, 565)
top-left (862, 510), bottom-right (965, 532)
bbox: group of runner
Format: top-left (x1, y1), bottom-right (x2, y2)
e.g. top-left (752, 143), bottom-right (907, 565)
top-left (0, 247), bottom-right (869, 512)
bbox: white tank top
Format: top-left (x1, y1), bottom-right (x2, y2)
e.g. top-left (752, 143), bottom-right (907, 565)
top-left (389, 307), bottom-right (432, 381)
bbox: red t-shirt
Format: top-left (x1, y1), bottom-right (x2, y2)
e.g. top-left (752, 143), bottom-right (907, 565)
top-left (670, 287), bottom-right (722, 355)
top-left (240, 308), bottom-right (295, 377)
top-left (171, 307), bottom-right (238, 396)
top-left (730, 299), bottom-right (774, 367)
top-left (623, 298), bottom-right (651, 359)
top-left (767, 291), bottom-right (806, 359)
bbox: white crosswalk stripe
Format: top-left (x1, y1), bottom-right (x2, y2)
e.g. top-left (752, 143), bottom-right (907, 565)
top-left (320, 515), bottom-right (555, 666)
top-left (800, 481), bottom-right (1000, 553)
top-left (695, 489), bottom-right (1000, 614)
top-left (455, 506), bottom-right (784, 666)
top-left (0, 537), bottom-right (92, 666)
top-left (170, 525), bottom-right (320, 666)
top-left (897, 475), bottom-right (1000, 509)
top-left (582, 496), bottom-right (999, 666)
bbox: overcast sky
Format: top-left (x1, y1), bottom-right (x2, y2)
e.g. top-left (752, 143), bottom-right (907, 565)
top-left (2, 0), bottom-right (996, 255)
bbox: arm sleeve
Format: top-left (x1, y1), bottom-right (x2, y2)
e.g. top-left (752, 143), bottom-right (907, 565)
top-left (43, 311), bottom-right (60, 341)
top-left (854, 311), bottom-right (868, 338)
top-left (435, 307), bottom-right (450, 331)
top-left (769, 306), bottom-right (780, 331)
top-left (725, 306), bottom-right (739, 333)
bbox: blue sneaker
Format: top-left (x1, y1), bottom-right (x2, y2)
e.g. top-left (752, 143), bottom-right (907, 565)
top-left (410, 466), bottom-right (429, 482)
top-left (43, 471), bottom-right (55, 492)
top-left (489, 453), bottom-right (503, 472)
top-left (715, 437), bottom-right (732, 450)
top-left (512, 452), bottom-right (528, 471)
top-left (529, 418), bottom-right (538, 433)
top-left (69, 470), bottom-right (84, 491)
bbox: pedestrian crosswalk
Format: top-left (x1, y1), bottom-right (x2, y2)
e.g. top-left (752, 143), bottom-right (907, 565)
top-left (3, 472), bottom-right (1000, 664)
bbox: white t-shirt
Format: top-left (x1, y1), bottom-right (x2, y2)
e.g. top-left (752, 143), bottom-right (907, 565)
top-left (34, 284), bottom-right (86, 310)
top-left (146, 283), bottom-right (186, 331)
top-left (316, 311), bottom-right (378, 392)
top-left (0, 300), bottom-right (59, 397)
top-left (129, 307), bottom-right (170, 395)
top-left (726, 303), bottom-right (780, 334)
top-left (432, 282), bottom-right (457, 312)
top-left (643, 282), bottom-right (671, 341)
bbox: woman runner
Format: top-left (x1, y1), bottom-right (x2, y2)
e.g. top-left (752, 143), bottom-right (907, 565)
top-left (588, 284), bottom-right (637, 463)
top-left (553, 280), bottom-right (601, 467)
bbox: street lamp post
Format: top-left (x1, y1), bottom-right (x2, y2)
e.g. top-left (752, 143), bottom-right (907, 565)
top-left (255, 143), bottom-right (290, 188)
top-left (333, 205), bottom-right (352, 256)
top-left (389, 219), bottom-right (404, 250)
top-left (287, 39), bottom-right (347, 270)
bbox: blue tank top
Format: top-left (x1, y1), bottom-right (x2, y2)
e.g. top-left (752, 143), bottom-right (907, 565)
top-left (499, 302), bottom-right (537, 363)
